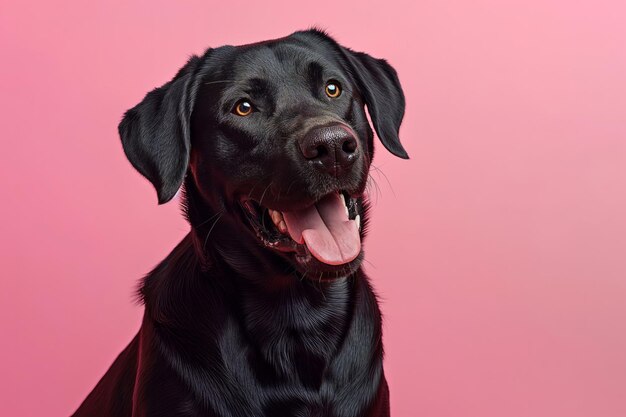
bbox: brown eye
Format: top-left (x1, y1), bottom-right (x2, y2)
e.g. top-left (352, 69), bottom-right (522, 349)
top-left (325, 81), bottom-right (341, 98)
top-left (234, 100), bottom-right (253, 116)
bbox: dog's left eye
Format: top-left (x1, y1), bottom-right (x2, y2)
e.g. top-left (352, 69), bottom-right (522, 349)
top-left (233, 100), bottom-right (254, 116)
top-left (325, 81), bottom-right (341, 98)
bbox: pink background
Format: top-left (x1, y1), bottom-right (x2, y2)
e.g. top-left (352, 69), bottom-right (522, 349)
top-left (2, 1), bottom-right (625, 416)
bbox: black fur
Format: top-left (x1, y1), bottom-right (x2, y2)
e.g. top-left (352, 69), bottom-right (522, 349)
top-left (73, 29), bottom-right (406, 417)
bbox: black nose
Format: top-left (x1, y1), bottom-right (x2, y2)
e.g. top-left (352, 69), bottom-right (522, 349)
top-left (299, 124), bottom-right (359, 177)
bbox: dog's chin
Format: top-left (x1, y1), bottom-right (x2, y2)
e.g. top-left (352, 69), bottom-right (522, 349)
top-left (291, 249), bottom-right (364, 281)
top-left (239, 191), bottom-right (364, 280)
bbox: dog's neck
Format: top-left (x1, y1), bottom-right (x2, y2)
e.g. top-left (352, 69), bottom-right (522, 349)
top-left (141, 179), bottom-right (357, 382)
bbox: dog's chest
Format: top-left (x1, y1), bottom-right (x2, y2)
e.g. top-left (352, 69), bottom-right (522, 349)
top-left (214, 328), bottom-right (382, 417)
top-left (202, 297), bottom-right (383, 417)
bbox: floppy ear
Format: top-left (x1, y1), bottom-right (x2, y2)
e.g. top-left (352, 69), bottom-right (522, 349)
top-left (342, 49), bottom-right (408, 159)
top-left (119, 56), bottom-right (202, 204)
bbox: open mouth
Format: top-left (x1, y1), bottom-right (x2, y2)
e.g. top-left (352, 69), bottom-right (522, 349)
top-left (241, 191), bottom-right (363, 276)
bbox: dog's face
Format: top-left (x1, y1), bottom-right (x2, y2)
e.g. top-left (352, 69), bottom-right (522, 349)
top-left (119, 30), bottom-right (407, 279)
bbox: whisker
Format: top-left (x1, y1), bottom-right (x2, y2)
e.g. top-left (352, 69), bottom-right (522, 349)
top-left (258, 182), bottom-right (273, 207)
top-left (316, 272), bottom-right (327, 300)
top-left (285, 180), bottom-right (298, 196)
top-left (362, 258), bottom-right (377, 269)
top-left (203, 80), bottom-right (237, 85)
top-left (202, 211), bottom-right (224, 252)
top-left (195, 210), bottom-right (224, 228)
top-left (366, 173), bottom-right (382, 207)
top-left (247, 175), bottom-right (271, 200)
top-left (370, 164), bottom-right (395, 198)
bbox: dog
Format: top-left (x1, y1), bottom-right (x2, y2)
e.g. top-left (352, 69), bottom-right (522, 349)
top-left (72, 29), bottom-right (407, 417)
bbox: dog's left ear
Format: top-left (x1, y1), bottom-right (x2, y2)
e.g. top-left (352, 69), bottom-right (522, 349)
top-left (119, 55), bottom-right (202, 204)
top-left (342, 49), bottom-right (408, 159)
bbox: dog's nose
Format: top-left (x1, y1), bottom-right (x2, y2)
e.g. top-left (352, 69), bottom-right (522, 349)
top-left (299, 124), bottom-right (359, 176)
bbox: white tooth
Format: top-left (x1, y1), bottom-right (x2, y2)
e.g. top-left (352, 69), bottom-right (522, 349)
top-left (268, 209), bottom-right (284, 228)
top-left (340, 194), bottom-right (349, 216)
top-left (355, 215), bottom-right (361, 230)
top-left (278, 220), bottom-right (287, 234)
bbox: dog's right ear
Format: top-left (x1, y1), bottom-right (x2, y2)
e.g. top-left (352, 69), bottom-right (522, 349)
top-left (119, 55), bottom-right (202, 204)
top-left (341, 49), bottom-right (408, 159)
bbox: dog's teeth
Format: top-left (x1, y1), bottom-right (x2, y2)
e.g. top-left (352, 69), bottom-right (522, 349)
top-left (268, 209), bottom-right (286, 233)
top-left (340, 194), bottom-right (349, 216)
top-left (355, 214), bottom-right (361, 230)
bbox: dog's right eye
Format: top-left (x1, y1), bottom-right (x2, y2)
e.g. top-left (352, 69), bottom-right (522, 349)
top-left (233, 100), bottom-right (254, 116)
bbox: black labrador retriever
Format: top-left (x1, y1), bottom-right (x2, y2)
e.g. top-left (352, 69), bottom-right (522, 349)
top-left (73, 29), bottom-right (407, 417)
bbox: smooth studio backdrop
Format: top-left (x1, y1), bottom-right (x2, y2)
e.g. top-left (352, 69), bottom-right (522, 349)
top-left (1, 1), bottom-right (625, 416)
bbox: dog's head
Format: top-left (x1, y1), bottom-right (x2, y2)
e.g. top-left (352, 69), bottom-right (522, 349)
top-left (119, 29), bottom-right (407, 279)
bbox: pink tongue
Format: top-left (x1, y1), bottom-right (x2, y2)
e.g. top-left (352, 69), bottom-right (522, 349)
top-left (282, 194), bottom-right (361, 265)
